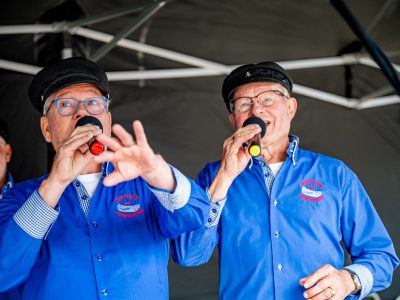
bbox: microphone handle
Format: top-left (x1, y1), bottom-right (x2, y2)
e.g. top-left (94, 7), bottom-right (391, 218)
top-left (89, 140), bottom-right (104, 155)
top-left (248, 134), bottom-right (262, 157)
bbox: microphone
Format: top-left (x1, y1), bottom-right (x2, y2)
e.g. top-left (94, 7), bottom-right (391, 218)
top-left (242, 116), bottom-right (266, 157)
top-left (75, 116), bottom-right (104, 155)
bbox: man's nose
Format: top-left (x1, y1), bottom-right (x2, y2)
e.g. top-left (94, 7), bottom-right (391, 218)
top-left (250, 98), bottom-right (264, 115)
top-left (73, 101), bottom-right (89, 119)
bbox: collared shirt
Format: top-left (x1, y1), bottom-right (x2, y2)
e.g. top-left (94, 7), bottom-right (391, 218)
top-left (0, 163), bottom-right (209, 300)
top-left (0, 172), bottom-right (14, 199)
top-left (173, 135), bottom-right (399, 300)
top-left (0, 172), bottom-right (19, 300)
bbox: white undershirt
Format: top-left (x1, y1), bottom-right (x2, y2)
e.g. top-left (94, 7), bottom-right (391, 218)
top-left (77, 172), bottom-right (102, 198)
top-left (269, 162), bottom-right (284, 177)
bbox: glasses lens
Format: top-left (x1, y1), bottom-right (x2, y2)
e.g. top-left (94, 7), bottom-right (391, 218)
top-left (56, 98), bottom-right (77, 116)
top-left (232, 98), bottom-right (252, 113)
top-left (85, 97), bottom-right (106, 115)
top-left (257, 91), bottom-right (276, 107)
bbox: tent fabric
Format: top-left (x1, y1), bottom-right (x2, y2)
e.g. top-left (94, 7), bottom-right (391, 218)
top-left (0, 0), bottom-right (399, 299)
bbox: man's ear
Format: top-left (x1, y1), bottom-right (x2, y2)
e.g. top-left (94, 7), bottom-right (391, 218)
top-left (288, 97), bottom-right (297, 120)
top-left (4, 144), bottom-right (12, 163)
top-left (40, 116), bottom-right (52, 143)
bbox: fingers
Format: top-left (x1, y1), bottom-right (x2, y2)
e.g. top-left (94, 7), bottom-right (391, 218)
top-left (59, 125), bottom-right (101, 153)
top-left (229, 124), bottom-right (261, 147)
top-left (102, 172), bottom-right (125, 186)
top-left (96, 133), bottom-right (123, 151)
top-left (301, 264), bottom-right (334, 289)
top-left (94, 150), bottom-right (114, 164)
top-left (300, 265), bottom-right (352, 300)
top-left (303, 277), bottom-right (333, 299)
top-left (132, 120), bottom-right (149, 147)
top-left (113, 123), bottom-right (135, 147)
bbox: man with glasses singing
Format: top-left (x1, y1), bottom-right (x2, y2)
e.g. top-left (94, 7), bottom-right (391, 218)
top-left (0, 57), bottom-right (209, 300)
top-left (174, 62), bottom-right (398, 299)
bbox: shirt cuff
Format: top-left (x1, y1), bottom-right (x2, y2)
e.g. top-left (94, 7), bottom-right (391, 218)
top-left (345, 264), bottom-right (373, 299)
top-left (149, 166), bottom-right (190, 212)
top-left (13, 190), bottom-right (59, 239)
top-left (205, 188), bottom-right (226, 228)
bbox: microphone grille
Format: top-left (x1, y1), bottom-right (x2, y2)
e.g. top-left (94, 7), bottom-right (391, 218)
top-left (243, 116), bottom-right (266, 137)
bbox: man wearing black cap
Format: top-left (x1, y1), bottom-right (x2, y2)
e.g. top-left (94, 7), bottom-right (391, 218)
top-left (0, 57), bottom-right (209, 300)
top-left (174, 62), bottom-right (398, 299)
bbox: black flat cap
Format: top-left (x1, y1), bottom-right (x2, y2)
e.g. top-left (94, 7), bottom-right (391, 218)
top-left (0, 120), bottom-right (9, 143)
top-left (222, 61), bottom-right (293, 112)
top-left (29, 57), bottom-right (110, 113)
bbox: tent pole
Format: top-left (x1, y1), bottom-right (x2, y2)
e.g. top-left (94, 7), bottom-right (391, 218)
top-left (330, 0), bottom-right (400, 96)
top-left (91, 2), bottom-right (167, 62)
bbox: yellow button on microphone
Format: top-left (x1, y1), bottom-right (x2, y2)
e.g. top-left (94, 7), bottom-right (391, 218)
top-left (249, 144), bottom-right (261, 157)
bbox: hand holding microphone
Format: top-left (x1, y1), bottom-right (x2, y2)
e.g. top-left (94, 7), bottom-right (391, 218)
top-left (75, 116), bottom-right (105, 155)
top-left (242, 116), bottom-right (266, 157)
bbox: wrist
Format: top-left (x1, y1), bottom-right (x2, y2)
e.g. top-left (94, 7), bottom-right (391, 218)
top-left (209, 170), bottom-right (235, 203)
top-left (349, 271), bottom-right (362, 294)
top-left (38, 177), bottom-right (69, 208)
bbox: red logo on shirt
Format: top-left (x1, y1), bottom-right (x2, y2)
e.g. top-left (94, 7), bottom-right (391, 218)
top-left (114, 194), bottom-right (144, 218)
top-left (299, 179), bottom-right (324, 202)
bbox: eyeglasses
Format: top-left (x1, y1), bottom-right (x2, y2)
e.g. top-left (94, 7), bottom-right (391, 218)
top-left (44, 97), bottom-right (109, 116)
top-left (229, 90), bottom-right (288, 113)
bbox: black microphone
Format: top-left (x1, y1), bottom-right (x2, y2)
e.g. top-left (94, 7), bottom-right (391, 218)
top-left (242, 116), bottom-right (266, 157)
top-left (75, 116), bottom-right (104, 155)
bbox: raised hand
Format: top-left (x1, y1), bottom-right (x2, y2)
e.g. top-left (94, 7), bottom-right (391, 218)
top-left (208, 124), bottom-right (261, 202)
top-left (39, 124), bottom-right (102, 207)
top-left (94, 120), bottom-right (175, 190)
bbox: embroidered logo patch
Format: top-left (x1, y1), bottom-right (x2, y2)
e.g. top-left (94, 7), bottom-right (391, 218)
top-left (114, 194), bottom-right (144, 218)
top-left (300, 179), bottom-right (324, 202)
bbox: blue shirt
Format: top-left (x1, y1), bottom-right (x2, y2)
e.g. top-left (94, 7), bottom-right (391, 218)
top-left (0, 172), bottom-right (14, 199)
top-left (0, 172), bottom-right (19, 300)
top-left (173, 136), bottom-right (399, 300)
top-left (0, 163), bottom-right (209, 300)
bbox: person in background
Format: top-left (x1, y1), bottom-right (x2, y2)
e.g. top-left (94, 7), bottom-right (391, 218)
top-left (0, 121), bottom-right (20, 300)
top-left (0, 120), bottom-right (13, 199)
top-left (0, 57), bottom-right (209, 300)
top-left (173, 62), bottom-right (399, 300)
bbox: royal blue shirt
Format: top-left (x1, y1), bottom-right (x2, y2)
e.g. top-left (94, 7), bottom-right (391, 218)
top-left (0, 163), bottom-right (209, 300)
top-left (173, 136), bottom-right (399, 300)
top-left (0, 172), bottom-right (14, 199)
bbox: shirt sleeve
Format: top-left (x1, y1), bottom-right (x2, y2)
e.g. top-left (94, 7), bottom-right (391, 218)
top-left (205, 189), bottom-right (226, 228)
top-left (340, 165), bottom-right (399, 295)
top-left (14, 190), bottom-right (59, 239)
top-left (344, 264), bottom-right (373, 299)
top-left (148, 165), bottom-right (190, 212)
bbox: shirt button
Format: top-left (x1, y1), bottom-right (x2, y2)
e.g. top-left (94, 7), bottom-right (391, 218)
top-left (265, 173), bottom-right (270, 177)
top-left (273, 200), bottom-right (278, 206)
top-left (212, 208), bottom-right (217, 213)
top-left (278, 264), bottom-right (283, 271)
top-left (92, 222), bottom-right (98, 228)
top-left (75, 182), bottom-right (81, 187)
top-left (208, 218), bottom-right (212, 223)
top-left (82, 195), bottom-right (87, 200)
top-left (101, 289), bottom-right (108, 296)
top-left (97, 254), bottom-right (103, 261)
top-left (274, 231), bottom-right (280, 238)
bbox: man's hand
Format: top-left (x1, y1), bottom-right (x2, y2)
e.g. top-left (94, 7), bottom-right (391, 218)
top-left (39, 124), bottom-right (102, 207)
top-left (208, 124), bottom-right (261, 202)
top-left (94, 120), bottom-right (175, 191)
top-left (299, 264), bottom-right (357, 300)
